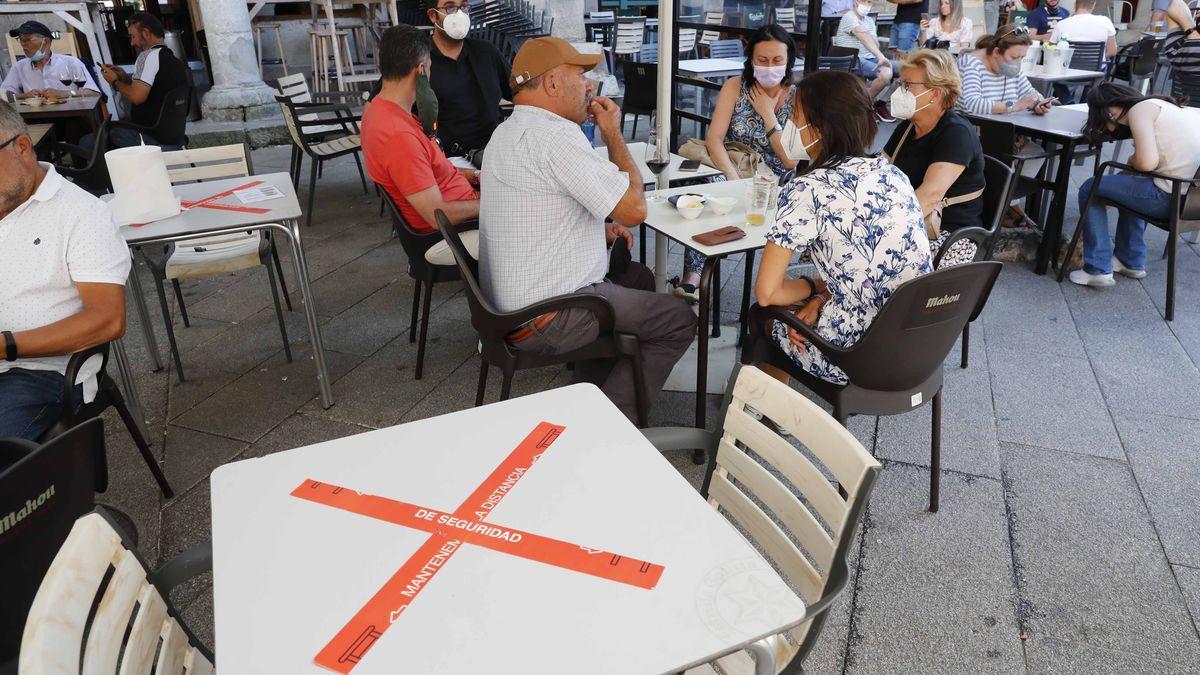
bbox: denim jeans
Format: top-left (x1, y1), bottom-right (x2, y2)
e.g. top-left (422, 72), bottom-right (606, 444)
top-left (1078, 174), bottom-right (1172, 275)
top-left (0, 368), bottom-right (79, 441)
top-left (891, 21), bottom-right (920, 53)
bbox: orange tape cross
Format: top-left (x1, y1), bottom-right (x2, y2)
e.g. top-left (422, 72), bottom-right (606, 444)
top-left (292, 422), bottom-right (664, 672)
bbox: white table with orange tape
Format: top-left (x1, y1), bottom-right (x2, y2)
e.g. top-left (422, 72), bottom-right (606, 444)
top-left (210, 384), bottom-right (806, 673)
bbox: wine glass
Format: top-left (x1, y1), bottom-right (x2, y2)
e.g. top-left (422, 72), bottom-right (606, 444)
top-left (57, 64), bottom-right (74, 98)
top-left (72, 64), bottom-right (88, 97)
top-left (644, 129), bottom-right (669, 202)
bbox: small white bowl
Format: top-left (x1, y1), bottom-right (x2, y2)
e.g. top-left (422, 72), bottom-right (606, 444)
top-left (676, 195), bottom-right (705, 219)
top-left (24, 97), bottom-right (43, 107)
top-left (709, 196), bottom-right (736, 215)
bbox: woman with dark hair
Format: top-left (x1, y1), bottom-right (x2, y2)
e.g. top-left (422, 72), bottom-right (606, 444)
top-left (1068, 82), bottom-right (1200, 288)
top-left (672, 24), bottom-right (796, 299)
top-left (754, 71), bottom-right (931, 384)
top-left (957, 24), bottom-right (1053, 115)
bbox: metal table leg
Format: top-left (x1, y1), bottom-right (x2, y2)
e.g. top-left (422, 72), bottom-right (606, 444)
top-left (110, 337), bottom-right (152, 441)
top-left (695, 256), bottom-right (719, 431)
top-left (655, 232), bottom-right (669, 292)
top-left (1035, 139), bottom-right (1077, 275)
top-left (739, 249), bottom-right (756, 347)
top-left (275, 219), bottom-right (335, 408)
top-left (125, 255), bottom-right (164, 372)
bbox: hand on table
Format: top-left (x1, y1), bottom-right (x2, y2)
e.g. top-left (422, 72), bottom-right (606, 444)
top-left (1014, 92), bottom-right (1042, 112)
top-left (41, 88), bottom-right (70, 99)
top-left (1032, 96), bottom-right (1056, 115)
top-left (605, 222), bottom-right (634, 249)
top-left (589, 96), bottom-right (623, 137)
top-left (16, 89), bottom-right (44, 99)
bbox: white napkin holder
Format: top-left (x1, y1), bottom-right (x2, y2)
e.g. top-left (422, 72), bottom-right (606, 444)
top-left (105, 144), bottom-right (180, 226)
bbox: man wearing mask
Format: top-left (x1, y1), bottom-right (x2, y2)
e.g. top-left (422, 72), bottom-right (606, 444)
top-left (362, 24), bottom-right (480, 263)
top-left (1026, 0), bottom-right (1069, 41)
top-left (93, 12), bottom-right (189, 149)
top-left (425, 0), bottom-right (513, 161)
top-left (1, 21), bottom-right (101, 100)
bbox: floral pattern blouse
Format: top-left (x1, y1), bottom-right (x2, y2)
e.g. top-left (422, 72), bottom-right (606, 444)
top-left (727, 79), bottom-right (796, 177)
top-left (766, 155), bottom-right (932, 384)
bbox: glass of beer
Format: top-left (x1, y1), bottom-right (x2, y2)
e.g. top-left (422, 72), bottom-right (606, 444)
top-left (745, 177), bottom-right (772, 226)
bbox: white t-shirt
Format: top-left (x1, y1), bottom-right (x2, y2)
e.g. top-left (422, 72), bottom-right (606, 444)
top-left (0, 164), bottom-right (131, 400)
top-left (1050, 13), bottom-right (1116, 45)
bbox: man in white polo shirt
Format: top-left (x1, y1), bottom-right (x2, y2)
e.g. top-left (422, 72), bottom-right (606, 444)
top-left (0, 101), bottom-right (130, 440)
top-left (480, 37), bottom-right (694, 424)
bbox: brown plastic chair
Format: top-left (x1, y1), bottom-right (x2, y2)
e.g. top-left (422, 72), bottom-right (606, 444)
top-left (434, 211), bottom-right (649, 427)
top-left (744, 261), bottom-right (1003, 512)
top-left (1058, 160), bottom-right (1200, 321)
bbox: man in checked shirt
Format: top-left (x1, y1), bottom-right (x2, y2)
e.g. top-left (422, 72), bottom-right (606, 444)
top-left (479, 38), bottom-right (695, 425)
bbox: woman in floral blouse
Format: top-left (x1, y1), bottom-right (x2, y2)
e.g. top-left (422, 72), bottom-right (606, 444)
top-left (754, 70), bottom-right (932, 384)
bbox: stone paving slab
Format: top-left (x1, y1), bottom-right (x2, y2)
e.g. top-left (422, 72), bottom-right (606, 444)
top-left (1002, 443), bottom-right (1200, 667)
top-left (981, 264), bottom-right (1084, 360)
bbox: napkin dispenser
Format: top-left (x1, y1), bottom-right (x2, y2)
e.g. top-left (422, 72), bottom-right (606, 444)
top-left (105, 144), bottom-right (180, 226)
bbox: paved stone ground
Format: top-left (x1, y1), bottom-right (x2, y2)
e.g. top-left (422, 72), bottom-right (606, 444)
top-left (96, 140), bottom-right (1200, 672)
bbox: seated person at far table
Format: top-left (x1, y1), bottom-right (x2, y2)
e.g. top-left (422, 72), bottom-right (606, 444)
top-left (2, 21), bottom-right (101, 100)
top-left (885, 49), bottom-right (986, 267)
top-left (1049, 0), bottom-right (1117, 58)
top-left (480, 37), bottom-right (695, 425)
top-left (1026, 0), bottom-right (1070, 41)
top-left (1164, 24), bottom-right (1200, 79)
top-left (957, 25), bottom-right (1054, 117)
top-left (363, 25), bottom-right (481, 264)
top-left (834, 0), bottom-right (897, 119)
top-left (1150, 0), bottom-right (1198, 33)
top-left (91, 12), bottom-right (189, 149)
top-left (424, 0), bottom-right (513, 161)
top-left (0, 101), bottom-right (130, 441)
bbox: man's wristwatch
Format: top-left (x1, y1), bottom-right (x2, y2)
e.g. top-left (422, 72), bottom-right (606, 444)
top-left (2, 331), bottom-right (17, 362)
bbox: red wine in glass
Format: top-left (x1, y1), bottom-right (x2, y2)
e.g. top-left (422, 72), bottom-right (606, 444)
top-left (59, 76), bottom-right (73, 95)
top-left (646, 158), bottom-right (670, 175)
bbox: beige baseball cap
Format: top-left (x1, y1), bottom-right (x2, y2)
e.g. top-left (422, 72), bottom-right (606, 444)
top-left (511, 37), bottom-right (601, 89)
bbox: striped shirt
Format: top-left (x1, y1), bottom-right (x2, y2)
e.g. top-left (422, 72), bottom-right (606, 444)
top-left (834, 12), bottom-right (876, 57)
top-left (1165, 34), bottom-right (1200, 80)
top-left (955, 53), bottom-right (1037, 115)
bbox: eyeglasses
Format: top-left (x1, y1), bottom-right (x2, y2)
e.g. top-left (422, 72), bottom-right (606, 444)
top-left (0, 134), bottom-right (22, 151)
top-left (436, 4), bottom-right (470, 14)
top-left (997, 25), bottom-right (1029, 39)
top-left (897, 79), bottom-right (930, 91)
top-left (17, 36), bottom-right (47, 45)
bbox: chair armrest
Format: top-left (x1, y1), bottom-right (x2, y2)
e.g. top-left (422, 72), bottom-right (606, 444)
top-left (61, 344), bottom-right (109, 420)
top-left (753, 305), bottom-right (848, 359)
top-left (640, 426), bottom-right (719, 453)
top-left (1101, 160), bottom-right (1200, 187)
top-left (310, 90), bottom-right (366, 103)
top-left (485, 293), bottom-right (617, 340)
top-left (151, 541), bottom-right (213, 592)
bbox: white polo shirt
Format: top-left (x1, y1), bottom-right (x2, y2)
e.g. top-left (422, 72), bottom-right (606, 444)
top-left (1050, 13), bottom-right (1116, 47)
top-left (0, 53), bottom-right (101, 96)
top-left (479, 105), bottom-right (628, 313)
top-left (0, 163), bottom-right (131, 400)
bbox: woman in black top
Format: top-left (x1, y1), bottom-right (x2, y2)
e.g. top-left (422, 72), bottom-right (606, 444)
top-left (884, 49), bottom-right (987, 267)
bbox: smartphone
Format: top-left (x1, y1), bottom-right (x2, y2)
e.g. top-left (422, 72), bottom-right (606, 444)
top-left (679, 159), bottom-right (701, 172)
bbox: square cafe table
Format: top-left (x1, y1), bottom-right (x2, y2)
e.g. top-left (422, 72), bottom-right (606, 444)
top-left (1021, 64), bottom-right (1106, 97)
top-left (104, 172), bottom-right (335, 408)
top-left (210, 384), bottom-right (807, 673)
top-left (643, 178), bottom-right (770, 428)
top-left (965, 105), bottom-right (1091, 275)
top-left (14, 95), bottom-right (102, 131)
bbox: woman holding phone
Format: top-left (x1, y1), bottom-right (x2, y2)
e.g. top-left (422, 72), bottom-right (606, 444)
top-left (921, 0), bottom-right (974, 51)
top-left (956, 24), bottom-right (1055, 116)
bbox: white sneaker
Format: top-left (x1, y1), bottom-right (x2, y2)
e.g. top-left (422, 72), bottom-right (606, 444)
top-left (1069, 269), bottom-right (1116, 288)
top-left (1112, 256), bottom-right (1147, 279)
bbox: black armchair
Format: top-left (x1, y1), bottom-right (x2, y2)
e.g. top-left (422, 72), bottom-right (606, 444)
top-left (435, 211), bottom-right (649, 426)
top-left (109, 85), bottom-right (191, 149)
top-left (53, 123), bottom-right (112, 196)
top-left (1058, 160), bottom-right (1200, 320)
top-left (276, 94), bottom-right (368, 227)
top-left (745, 262), bottom-right (1003, 512)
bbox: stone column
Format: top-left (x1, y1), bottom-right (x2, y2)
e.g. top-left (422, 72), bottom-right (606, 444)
top-left (538, 0), bottom-right (586, 41)
top-left (197, 0), bottom-right (281, 122)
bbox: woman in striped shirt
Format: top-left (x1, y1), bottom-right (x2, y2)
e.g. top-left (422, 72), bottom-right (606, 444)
top-left (955, 24), bottom-right (1055, 115)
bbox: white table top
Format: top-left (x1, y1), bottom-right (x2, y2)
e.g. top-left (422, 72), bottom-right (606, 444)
top-left (1021, 64), bottom-right (1107, 82)
top-left (678, 58), bottom-right (746, 77)
top-left (600, 141), bottom-right (724, 184)
top-left (643, 178), bottom-right (773, 258)
top-left (107, 172), bottom-right (302, 244)
top-left (210, 384), bottom-right (805, 674)
top-left (966, 106), bottom-right (1089, 139)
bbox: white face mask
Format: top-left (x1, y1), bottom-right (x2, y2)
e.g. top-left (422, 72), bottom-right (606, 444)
top-left (855, 3), bottom-right (871, 17)
top-left (441, 11), bottom-right (471, 40)
top-left (889, 86), bottom-right (934, 120)
top-left (753, 65), bottom-right (787, 88)
top-left (781, 120), bottom-right (819, 162)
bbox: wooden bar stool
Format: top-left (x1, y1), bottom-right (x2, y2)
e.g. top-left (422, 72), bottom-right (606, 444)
top-left (308, 26), bottom-right (354, 91)
top-left (253, 21), bottom-right (289, 77)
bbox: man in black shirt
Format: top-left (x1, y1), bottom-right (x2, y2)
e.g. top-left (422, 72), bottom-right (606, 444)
top-left (95, 12), bottom-right (189, 148)
top-left (425, 0), bottom-right (512, 159)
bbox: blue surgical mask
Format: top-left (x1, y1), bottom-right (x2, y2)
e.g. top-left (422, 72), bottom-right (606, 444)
top-left (29, 47), bottom-right (47, 63)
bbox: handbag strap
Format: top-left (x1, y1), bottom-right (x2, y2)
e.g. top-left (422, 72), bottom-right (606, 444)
top-left (887, 122), bottom-right (915, 163)
top-left (939, 187), bottom-right (985, 208)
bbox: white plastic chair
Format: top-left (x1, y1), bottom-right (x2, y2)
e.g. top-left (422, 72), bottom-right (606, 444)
top-left (644, 365), bottom-right (881, 673)
top-left (699, 10), bottom-right (725, 49)
top-left (775, 6), bottom-right (797, 32)
top-left (19, 509), bottom-right (214, 675)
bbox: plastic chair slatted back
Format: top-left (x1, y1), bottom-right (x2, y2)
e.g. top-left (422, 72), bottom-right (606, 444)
top-left (161, 144), bottom-right (252, 184)
top-left (19, 509), bottom-right (213, 675)
top-left (708, 366), bottom-right (880, 660)
top-left (614, 17), bottom-right (646, 55)
top-left (700, 11), bottom-right (724, 45)
top-left (1067, 40), bottom-right (1105, 72)
top-left (708, 39), bottom-right (745, 60)
top-left (775, 7), bottom-right (797, 32)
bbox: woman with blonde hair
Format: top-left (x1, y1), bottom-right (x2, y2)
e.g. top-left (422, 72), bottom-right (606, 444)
top-left (884, 49), bottom-right (986, 266)
top-left (921, 0), bottom-right (974, 51)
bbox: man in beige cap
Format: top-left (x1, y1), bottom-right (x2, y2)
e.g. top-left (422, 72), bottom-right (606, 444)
top-left (478, 37), bottom-right (694, 425)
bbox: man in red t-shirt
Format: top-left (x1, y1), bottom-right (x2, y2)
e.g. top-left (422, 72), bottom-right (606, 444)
top-left (363, 25), bottom-right (479, 237)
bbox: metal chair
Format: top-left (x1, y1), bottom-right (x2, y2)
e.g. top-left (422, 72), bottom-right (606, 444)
top-left (40, 343), bottom-right (175, 499)
top-left (379, 186), bottom-right (477, 380)
top-left (745, 261), bottom-right (1004, 512)
top-left (606, 16), bottom-right (646, 71)
top-left (933, 155), bottom-right (1016, 369)
top-left (1108, 36), bottom-right (1163, 92)
top-left (20, 508), bottom-right (214, 674)
top-left (53, 122), bottom-right (112, 196)
top-left (1058, 161), bottom-right (1200, 321)
top-left (0, 419), bottom-right (101, 669)
top-left (707, 38), bottom-right (745, 60)
top-left (275, 92), bottom-right (369, 227)
top-left (435, 212), bottom-right (649, 427)
top-left (640, 365), bottom-right (880, 673)
top-left (136, 144), bottom-right (293, 383)
top-left (1067, 40), bottom-right (1106, 72)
